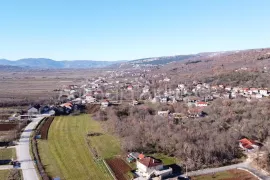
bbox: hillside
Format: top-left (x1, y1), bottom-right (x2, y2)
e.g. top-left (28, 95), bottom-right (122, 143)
top-left (1, 48), bottom-right (270, 69)
top-left (153, 48), bottom-right (270, 81)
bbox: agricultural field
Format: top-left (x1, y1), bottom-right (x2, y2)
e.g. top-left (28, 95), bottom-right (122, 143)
top-left (0, 122), bottom-right (27, 143)
top-left (39, 117), bottom-right (54, 139)
top-left (106, 158), bottom-right (132, 180)
top-left (38, 114), bottom-right (121, 180)
top-left (191, 169), bottom-right (258, 180)
top-left (0, 169), bottom-right (22, 180)
top-left (0, 69), bottom-right (104, 107)
top-left (0, 170), bottom-right (9, 180)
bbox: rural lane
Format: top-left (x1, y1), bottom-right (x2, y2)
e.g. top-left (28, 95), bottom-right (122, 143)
top-left (0, 165), bottom-right (13, 170)
top-left (15, 115), bottom-right (46, 180)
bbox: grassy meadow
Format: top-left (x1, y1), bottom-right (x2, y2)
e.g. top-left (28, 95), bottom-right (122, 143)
top-left (38, 114), bottom-right (121, 180)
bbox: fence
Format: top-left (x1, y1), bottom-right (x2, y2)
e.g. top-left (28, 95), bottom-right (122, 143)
top-left (31, 117), bottom-right (51, 180)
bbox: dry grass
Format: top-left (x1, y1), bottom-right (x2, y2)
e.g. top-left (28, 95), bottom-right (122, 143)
top-left (0, 69), bottom-right (104, 105)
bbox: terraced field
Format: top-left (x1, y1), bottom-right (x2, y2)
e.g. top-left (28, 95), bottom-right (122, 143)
top-left (38, 114), bottom-right (116, 180)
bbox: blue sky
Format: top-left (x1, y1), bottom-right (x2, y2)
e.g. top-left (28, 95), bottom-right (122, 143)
top-left (0, 0), bottom-right (270, 61)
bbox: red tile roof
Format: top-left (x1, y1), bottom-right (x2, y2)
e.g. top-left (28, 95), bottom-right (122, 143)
top-left (138, 154), bottom-right (145, 159)
top-left (239, 138), bottom-right (255, 149)
top-left (138, 157), bottom-right (162, 168)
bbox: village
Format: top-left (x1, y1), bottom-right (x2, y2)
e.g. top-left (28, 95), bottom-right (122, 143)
top-left (4, 68), bottom-right (270, 179)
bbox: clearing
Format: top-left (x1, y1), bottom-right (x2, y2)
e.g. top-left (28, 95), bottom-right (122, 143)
top-left (38, 114), bottom-right (121, 180)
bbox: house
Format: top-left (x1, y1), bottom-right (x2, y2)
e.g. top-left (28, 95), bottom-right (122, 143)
top-left (137, 157), bottom-right (163, 174)
top-left (239, 138), bottom-right (260, 151)
top-left (85, 95), bottom-right (96, 103)
top-left (195, 101), bottom-right (208, 107)
top-left (127, 85), bottom-right (133, 91)
top-left (163, 77), bottom-right (170, 82)
top-left (160, 97), bottom-right (168, 104)
top-left (225, 86), bottom-right (232, 91)
top-left (223, 93), bottom-right (231, 99)
top-left (136, 157), bottom-right (172, 179)
top-left (178, 84), bottom-right (185, 89)
top-left (211, 85), bottom-right (218, 91)
top-left (203, 83), bottom-right (210, 89)
top-left (249, 88), bottom-right (259, 94)
top-left (132, 100), bottom-right (139, 106)
top-left (143, 86), bottom-right (150, 93)
top-left (101, 100), bottom-right (109, 108)
top-left (157, 110), bottom-right (169, 117)
top-left (259, 89), bottom-right (268, 96)
top-left (28, 107), bottom-right (39, 115)
top-left (188, 107), bottom-right (205, 118)
top-left (218, 84), bottom-right (224, 89)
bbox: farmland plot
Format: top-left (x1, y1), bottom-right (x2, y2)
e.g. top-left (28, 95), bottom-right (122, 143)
top-left (38, 115), bottom-right (115, 180)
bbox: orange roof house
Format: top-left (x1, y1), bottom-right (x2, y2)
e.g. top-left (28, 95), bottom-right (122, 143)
top-left (239, 138), bottom-right (259, 150)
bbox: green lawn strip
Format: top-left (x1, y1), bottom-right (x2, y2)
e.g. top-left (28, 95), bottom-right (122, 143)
top-left (146, 153), bottom-right (177, 165)
top-left (39, 116), bottom-right (65, 178)
top-left (67, 115), bottom-right (99, 179)
top-left (192, 170), bottom-right (234, 180)
top-left (0, 148), bottom-right (16, 161)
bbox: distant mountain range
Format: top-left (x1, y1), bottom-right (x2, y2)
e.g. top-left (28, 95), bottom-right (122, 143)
top-left (0, 48), bottom-right (268, 69)
top-left (0, 58), bottom-right (125, 69)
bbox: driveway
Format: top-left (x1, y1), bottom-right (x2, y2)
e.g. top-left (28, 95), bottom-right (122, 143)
top-left (16, 115), bottom-right (45, 180)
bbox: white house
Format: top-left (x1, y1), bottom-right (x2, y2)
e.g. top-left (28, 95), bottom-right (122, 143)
top-left (178, 84), bottom-right (185, 89)
top-left (143, 87), bottom-right (149, 93)
top-left (137, 157), bottom-right (163, 175)
top-left (195, 102), bottom-right (208, 107)
top-left (136, 157), bottom-right (172, 179)
top-left (225, 86), bottom-right (232, 91)
top-left (101, 100), bottom-right (109, 108)
top-left (85, 95), bottom-right (96, 103)
top-left (157, 110), bottom-right (169, 117)
top-left (160, 97), bottom-right (167, 104)
top-left (259, 89), bottom-right (268, 96)
top-left (163, 77), bottom-right (170, 82)
top-left (28, 107), bottom-right (39, 115)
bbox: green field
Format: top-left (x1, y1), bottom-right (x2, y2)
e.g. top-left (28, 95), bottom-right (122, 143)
top-left (191, 169), bottom-right (257, 180)
top-left (0, 148), bottom-right (16, 161)
top-left (38, 114), bottom-right (121, 180)
top-left (192, 171), bottom-right (234, 180)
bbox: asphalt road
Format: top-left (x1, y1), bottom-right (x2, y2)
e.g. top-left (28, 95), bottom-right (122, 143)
top-left (16, 115), bottom-right (45, 180)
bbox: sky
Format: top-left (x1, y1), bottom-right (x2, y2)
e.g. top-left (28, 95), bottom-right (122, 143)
top-left (0, 0), bottom-right (270, 61)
